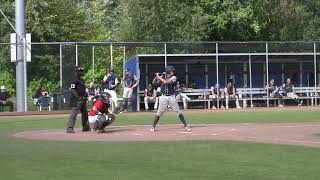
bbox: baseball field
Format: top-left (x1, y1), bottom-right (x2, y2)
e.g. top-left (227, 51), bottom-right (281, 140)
top-left (1, 107), bottom-right (320, 180)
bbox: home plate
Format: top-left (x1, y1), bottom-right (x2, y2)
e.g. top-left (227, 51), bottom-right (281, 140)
top-left (133, 133), bottom-right (144, 136)
top-left (179, 132), bottom-right (192, 134)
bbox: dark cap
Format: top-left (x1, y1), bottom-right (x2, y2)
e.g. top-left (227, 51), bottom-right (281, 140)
top-left (165, 65), bottom-right (175, 72)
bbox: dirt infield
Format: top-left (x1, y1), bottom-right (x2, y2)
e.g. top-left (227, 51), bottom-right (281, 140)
top-left (2, 106), bottom-right (320, 121)
top-left (14, 123), bottom-right (320, 147)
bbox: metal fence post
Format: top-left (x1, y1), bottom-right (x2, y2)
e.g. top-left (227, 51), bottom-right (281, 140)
top-left (314, 42), bottom-right (317, 106)
top-left (123, 46), bottom-right (126, 78)
top-left (92, 46), bottom-right (95, 81)
top-left (216, 42), bottom-right (219, 108)
top-left (59, 44), bottom-right (62, 90)
top-left (75, 42), bottom-right (78, 66)
top-left (110, 43), bottom-right (113, 68)
top-left (164, 43), bottom-right (167, 68)
top-left (249, 55), bottom-right (253, 107)
top-left (266, 43), bottom-right (269, 107)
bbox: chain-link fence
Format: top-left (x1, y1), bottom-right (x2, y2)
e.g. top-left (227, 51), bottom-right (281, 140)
top-left (0, 41), bottom-right (320, 111)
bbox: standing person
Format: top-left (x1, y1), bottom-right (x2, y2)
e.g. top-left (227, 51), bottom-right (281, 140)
top-left (282, 78), bottom-right (303, 106)
top-left (225, 81), bottom-right (241, 109)
top-left (86, 80), bottom-right (98, 102)
top-left (209, 83), bottom-right (225, 109)
top-left (150, 66), bottom-right (191, 132)
top-left (266, 79), bottom-right (284, 107)
top-left (0, 86), bottom-right (13, 112)
top-left (122, 68), bottom-right (139, 111)
top-left (103, 68), bottom-right (119, 108)
top-left (66, 66), bottom-right (90, 133)
top-left (88, 93), bottom-right (115, 134)
top-left (144, 84), bottom-right (158, 111)
top-left (175, 82), bottom-right (191, 110)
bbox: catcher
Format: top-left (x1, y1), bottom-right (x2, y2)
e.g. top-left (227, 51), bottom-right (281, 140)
top-left (88, 93), bottom-right (116, 133)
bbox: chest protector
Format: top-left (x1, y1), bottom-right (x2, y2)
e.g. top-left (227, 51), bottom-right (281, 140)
top-left (75, 79), bottom-right (86, 96)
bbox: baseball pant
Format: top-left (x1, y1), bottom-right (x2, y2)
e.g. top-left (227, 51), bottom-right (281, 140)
top-left (104, 89), bottom-right (118, 107)
top-left (157, 95), bottom-right (181, 116)
top-left (176, 93), bottom-right (191, 109)
top-left (66, 101), bottom-right (89, 130)
top-left (286, 92), bottom-right (301, 104)
top-left (226, 95), bottom-right (240, 108)
top-left (209, 95), bottom-right (225, 108)
top-left (144, 96), bottom-right (158, 110)
top-left (123, 87), bottom-right (133, 99)
top-left (270, 92), bottom-right (284, 105)
top-left (88, 114), bottom-right (115, 130)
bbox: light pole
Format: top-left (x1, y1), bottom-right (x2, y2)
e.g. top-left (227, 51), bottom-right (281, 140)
top-left (1, 1), bottom-right (27, 112)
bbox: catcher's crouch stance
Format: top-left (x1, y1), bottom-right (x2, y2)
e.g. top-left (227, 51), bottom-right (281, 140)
top-left (88, 94), bottom-right (115, 133)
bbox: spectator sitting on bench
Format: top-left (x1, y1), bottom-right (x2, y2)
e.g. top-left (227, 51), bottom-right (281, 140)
top-left (224, 81), bottom-right (241, 109)
top-left (32, 84), bottom-right (49, 104)
top-left (282, 78), bottom-right (303, 106)
top-left (266, 79), bottom-right (284, 107)
top-left (86, 80), bottom-right (98, 102)
top-left (210, 83), bottom-right (226, 109)
top-left (0, 86), bottom-right (13, 112)
top-left (175, 82), bottom-right (191, 110)
top-left (144, 84), bottom-right (158, 111)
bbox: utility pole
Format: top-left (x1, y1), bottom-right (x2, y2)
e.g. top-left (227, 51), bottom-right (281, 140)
top-left (15, 0), bottom-right (26, 112)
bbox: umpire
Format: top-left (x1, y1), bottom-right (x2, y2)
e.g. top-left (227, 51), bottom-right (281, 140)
top-left (150, 65), bottom-right (191, 132)
top-left (66, 66), bottom-right (90, 133)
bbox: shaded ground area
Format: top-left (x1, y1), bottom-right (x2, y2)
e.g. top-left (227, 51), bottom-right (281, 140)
top-left (14, 123), bottom-right (320, 147)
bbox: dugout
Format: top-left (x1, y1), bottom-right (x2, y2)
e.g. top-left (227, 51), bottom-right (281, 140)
top-left (126, 52), bottom-right (319, 111)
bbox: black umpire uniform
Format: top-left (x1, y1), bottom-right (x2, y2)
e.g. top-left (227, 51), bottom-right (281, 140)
top-left (66, 66), bottom-right (90, 133)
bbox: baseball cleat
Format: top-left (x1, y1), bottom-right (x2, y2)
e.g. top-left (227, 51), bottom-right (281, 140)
top-left (82, 126), bottom-right (91, 132)
top-left (96, 129), bottom-right (105, 134)
top-left (150, 127), bottom-right (155, 132)
top-left (278, 104), bottom-right (284, 108)
top-left (66, 128), bottom-right (75, 133)
top-left (226, 106), bottom-right (229, 109)
top-left (236, 106), bottom-right (242, 109)
top-left (212, 106), bottom-right (217, 110)
top-left (220, 106), bottom-right (225, 109)
top-left (185, 126), bottom-right (192, 132)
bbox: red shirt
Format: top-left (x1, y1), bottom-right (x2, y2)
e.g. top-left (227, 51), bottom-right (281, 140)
top-left (88, 99), bottom-right (109, 116)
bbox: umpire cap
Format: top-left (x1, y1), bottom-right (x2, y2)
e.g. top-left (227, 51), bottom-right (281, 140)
top-left (165, 65), bottom-right (175, 72)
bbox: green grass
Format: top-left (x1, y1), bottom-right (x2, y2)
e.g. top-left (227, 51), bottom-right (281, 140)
top-left (1, 110), bottom-right (320, 180)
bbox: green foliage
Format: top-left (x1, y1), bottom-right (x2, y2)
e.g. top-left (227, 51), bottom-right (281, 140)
top-left (0, 69), bottom-right (15, 93)
top-left (1, 0), bottom-right (320, 100)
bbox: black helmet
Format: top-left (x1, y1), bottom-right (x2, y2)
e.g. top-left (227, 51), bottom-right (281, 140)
top-left (75, 66), bottom-right (84, 71)
top-left (165, 65), bottom-right (175, 72)
top-left (74, 66), bottom-right (84, 77)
